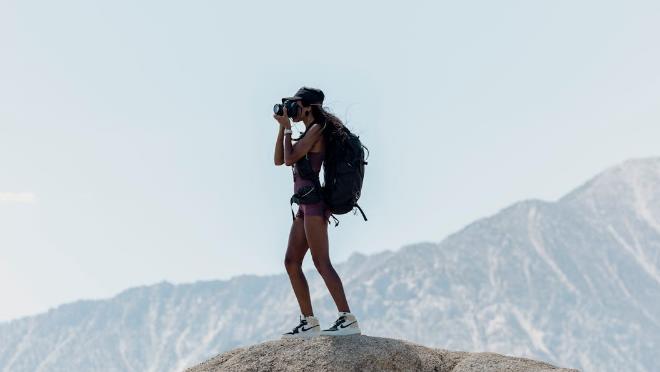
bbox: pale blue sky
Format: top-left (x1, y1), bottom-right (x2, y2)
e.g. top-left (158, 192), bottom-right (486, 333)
top-left (1, 0), bottom-right (659, 321)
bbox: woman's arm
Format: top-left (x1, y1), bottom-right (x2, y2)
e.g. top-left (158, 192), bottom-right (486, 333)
top-left (283, 123), bottom-right (323, 166)
top-left (273, 104), bottom-right (323, 166)
top-left (274, 125), bottom-right (285, 166)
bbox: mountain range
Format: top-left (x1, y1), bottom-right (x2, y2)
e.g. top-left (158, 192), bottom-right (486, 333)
top-left (1, 157), bottom-right (659, 372)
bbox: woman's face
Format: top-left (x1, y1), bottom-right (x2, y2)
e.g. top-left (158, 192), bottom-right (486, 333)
top-left (290, 100), bottom-right (310, 123)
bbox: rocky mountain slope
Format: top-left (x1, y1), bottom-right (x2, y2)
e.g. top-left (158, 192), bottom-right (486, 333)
top-left (1, 157), bottom-right (658, 372)
top-left (185, 335), bottom-right (578, 372)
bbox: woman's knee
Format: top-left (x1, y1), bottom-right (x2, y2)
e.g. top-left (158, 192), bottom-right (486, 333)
top-left (313, 259), bottom-right (334, 275)
top-left (284, 255), bottom-right (303, 271)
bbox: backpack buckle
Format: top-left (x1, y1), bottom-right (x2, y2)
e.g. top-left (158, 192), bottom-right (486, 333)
top-left (291, 185), bottom-right (322, 205)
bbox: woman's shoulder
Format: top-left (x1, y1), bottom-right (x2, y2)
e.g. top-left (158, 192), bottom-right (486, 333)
top-left (310, 135), bottom-right (326, 153)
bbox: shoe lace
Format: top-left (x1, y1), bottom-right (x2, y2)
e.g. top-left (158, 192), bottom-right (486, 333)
top-left (328, 315), bottom-right (346, 329)
top-left (290, 314), bottom-right (308, 333)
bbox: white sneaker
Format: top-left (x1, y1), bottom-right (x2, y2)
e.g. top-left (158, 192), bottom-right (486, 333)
top-left (281, 314), bottom-right (320, 339)
top-left (320, 312), bottom-right (361, 336)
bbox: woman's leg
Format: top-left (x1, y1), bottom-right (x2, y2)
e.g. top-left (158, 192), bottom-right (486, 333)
top-left (284, 213), bottom-right (314, 317)
top-left (304, 213), bottom-right (351, 313)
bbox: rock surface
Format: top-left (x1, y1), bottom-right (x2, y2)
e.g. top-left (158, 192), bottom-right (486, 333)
top-left (184, 335), bottom-right (579, 372)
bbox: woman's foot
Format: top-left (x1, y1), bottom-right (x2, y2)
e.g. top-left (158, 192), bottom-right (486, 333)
top-left (320, 312), bottom-right (361, 336)
top-left (281, 314), bottom-right (320, 339)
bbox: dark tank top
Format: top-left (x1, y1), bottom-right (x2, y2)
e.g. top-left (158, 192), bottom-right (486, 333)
top-left (292, 122), bottom-right (326, 192)
top-left (292, 149), bottom-right (324, 192)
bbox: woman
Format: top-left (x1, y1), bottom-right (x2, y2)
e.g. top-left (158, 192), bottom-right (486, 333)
top-left (273, 86), bottom-right (362, 339)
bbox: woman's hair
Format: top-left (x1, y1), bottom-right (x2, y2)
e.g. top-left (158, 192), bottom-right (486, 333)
top-left (295, 101), bottom-right (370, 161)
top-left (311, 104), bottom-right (348, 144)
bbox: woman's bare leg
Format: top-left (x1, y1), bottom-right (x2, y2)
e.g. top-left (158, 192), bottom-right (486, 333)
top-left (304, 216), bottom-right (350, 313)
top-left (284, 215), bottom-right (314, 317)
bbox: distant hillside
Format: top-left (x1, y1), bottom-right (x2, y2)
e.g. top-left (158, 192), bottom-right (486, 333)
top-left (1, 157), bottom-right (659, 372)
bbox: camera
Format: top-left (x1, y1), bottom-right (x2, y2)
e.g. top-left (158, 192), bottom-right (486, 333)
top-left (273, 99), bottom-right (300, 118)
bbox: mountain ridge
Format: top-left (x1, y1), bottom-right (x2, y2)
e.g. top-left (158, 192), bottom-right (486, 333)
top-left (5, 156), bottom-right (657, 327)
top-left (2, 156), bottom-right (659, 372)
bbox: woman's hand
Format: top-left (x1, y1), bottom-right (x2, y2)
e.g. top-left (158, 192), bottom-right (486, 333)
top-left (273, 106), bottom-right (292, 129)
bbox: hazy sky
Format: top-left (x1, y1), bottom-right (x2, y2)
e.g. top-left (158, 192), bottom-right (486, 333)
top-left (1, 0), bottom-right (659, 322)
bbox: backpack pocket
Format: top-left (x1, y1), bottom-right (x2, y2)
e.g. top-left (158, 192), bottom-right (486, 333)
top-left (291, 185), bottom-right (322, 205)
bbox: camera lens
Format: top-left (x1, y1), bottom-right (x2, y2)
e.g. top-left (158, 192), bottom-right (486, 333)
top-left (273, 100), bottom-right (299, 118)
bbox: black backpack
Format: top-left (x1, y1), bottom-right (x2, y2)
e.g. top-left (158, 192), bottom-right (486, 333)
top-left (290, 123), bottom-right (369, 227)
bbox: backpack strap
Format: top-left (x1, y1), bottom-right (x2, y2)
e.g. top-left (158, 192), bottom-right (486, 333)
top-left (305, 161), bottom-right (342, 228)
top-left (311, 171), bottom-right (341, 227)
top-left (354, 203), bottom-right (368, 221)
